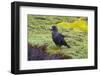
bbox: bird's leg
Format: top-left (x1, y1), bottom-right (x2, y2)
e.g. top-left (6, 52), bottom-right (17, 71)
top-left (56, 45), bottom-right (62, 52)
top-left (59, 47), bottom-right (62, 51)
top-left (58, 46), bottom-right (62, 51)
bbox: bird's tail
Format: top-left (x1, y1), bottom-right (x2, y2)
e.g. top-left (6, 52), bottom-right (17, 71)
top-left (65, 43), bottom-right (71, 48)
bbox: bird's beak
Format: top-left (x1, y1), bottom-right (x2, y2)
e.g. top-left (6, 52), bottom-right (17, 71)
top-left (49, 27), bottom-right (52, 31)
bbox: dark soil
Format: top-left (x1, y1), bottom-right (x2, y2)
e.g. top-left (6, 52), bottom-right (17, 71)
top-left (28, 43), bottom-right (72, 61)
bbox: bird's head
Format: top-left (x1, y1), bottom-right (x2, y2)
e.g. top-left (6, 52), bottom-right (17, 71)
top-left (50, 25), bottom-right (58, 32)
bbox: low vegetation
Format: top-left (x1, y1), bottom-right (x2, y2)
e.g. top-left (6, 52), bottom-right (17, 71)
top-left (28, 15), bottom-right (88, 60)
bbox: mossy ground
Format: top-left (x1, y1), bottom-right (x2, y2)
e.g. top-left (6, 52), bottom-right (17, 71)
top-left (28, 15), bottom-right (88, 59)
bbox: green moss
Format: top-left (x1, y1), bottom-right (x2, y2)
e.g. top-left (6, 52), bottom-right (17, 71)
top-left (28, 15), bottom-right (88, 59)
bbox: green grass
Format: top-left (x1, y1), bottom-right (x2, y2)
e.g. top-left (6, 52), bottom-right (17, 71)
top-left (28, 15), bottom-right (88, 59)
